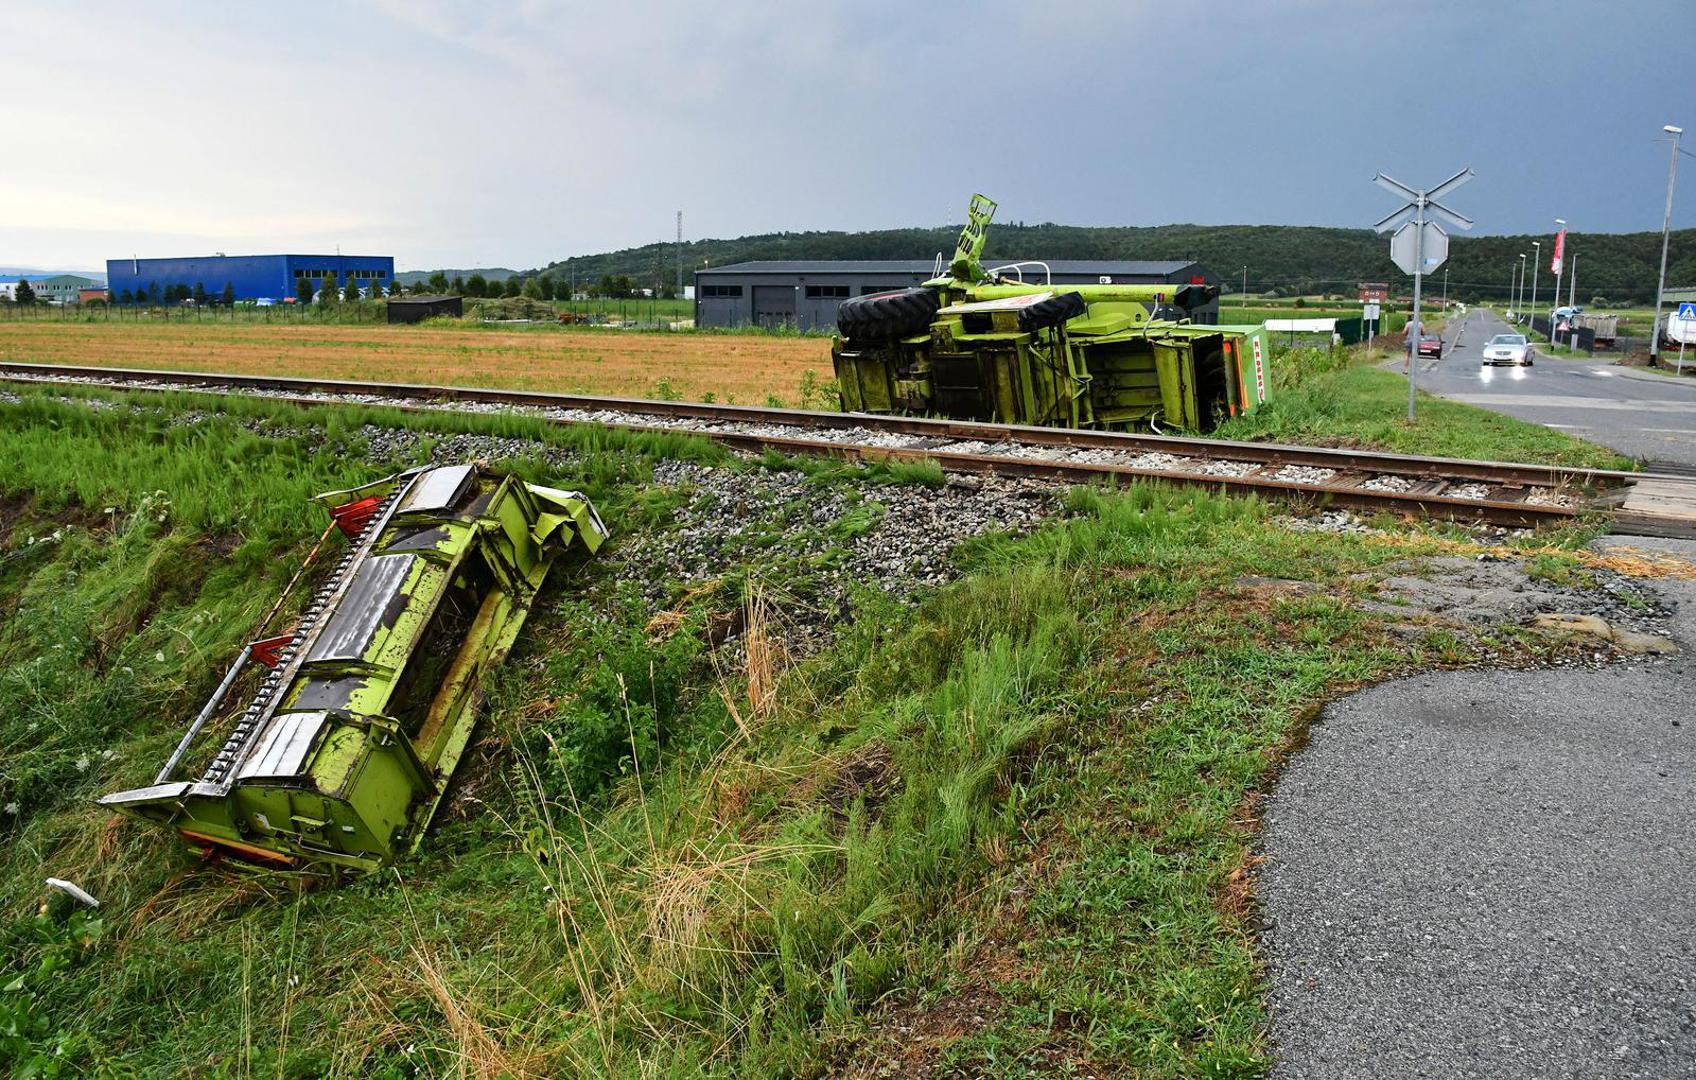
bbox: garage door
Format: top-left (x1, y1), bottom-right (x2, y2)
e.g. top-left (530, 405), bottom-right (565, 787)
top-left (752, 285), bottom-right (796, 330)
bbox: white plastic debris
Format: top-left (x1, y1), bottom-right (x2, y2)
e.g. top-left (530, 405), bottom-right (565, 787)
top-left (44, 878), bottom-right (99, 908)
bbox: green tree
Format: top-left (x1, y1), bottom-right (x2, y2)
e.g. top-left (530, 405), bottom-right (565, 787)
top-left (14, 279), bottom-right (35, 304)
top-left (521, 276), bottom-right (542, 300)
top-left (450, 276), bottom-right (465, 295)
top-left (146, 282), bottom-right (159, 304)
top-left (465, 274), bottom-right (488, 298)
top-left (221, 281), bottom-right (236, 306)
top-left (118, 288), bottom-right (134, 305)
top-left (428, 271), bottom-right (450, 293)
top-left (193, 282), bottom-right (208, 305)
top-left (296, 276), bottom-right (314, 305)
top-left (319, 274), bottom-right (338, 305)
top-left (344, 276), bottom-right (361, 303)
top-left (368, 278), bottom-right (384, 300)
top-left (497, 277), bottom-right (516, 298)
top-left (538, 274), bottom-right (556, 301)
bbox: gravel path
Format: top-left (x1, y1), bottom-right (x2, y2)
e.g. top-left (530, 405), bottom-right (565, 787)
top-left (1260, 538), bottom-right (1696, 1078)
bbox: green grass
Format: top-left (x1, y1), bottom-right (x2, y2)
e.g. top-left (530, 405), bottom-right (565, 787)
top-left (1214, 346), bottom-right (1635, 469)
top-left (0, 387), bottom-right (1602, 1076)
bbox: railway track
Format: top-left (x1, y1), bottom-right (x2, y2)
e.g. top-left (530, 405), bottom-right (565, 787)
top-left (3, 360), bottom-right (1693, 533)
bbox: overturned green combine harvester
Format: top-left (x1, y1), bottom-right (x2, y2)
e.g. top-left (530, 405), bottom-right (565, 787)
top-left (100, 464), bottom-right (608, 872)
top-left (834, 194), bottom-right (1269, 432)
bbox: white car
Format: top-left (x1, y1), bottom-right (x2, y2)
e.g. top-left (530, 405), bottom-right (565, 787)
top-left (1481, 332), bottom-right (1532, 366)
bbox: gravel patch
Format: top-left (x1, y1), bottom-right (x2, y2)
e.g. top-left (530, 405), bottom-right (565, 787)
top-left (605, 462), bottom-right (1062, 650)
top-left (1365, 554), bottom-right (1673, 638)
top-left (1359, 474), bottom-right (1415, 492)
top-left (1270, 465), bottom-right (1337, 484)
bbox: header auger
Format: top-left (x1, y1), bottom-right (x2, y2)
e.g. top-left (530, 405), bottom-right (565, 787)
top-left (833, 194), bottom-right (1269, 433)
top-left (100, 463), bottom-right (607, 872)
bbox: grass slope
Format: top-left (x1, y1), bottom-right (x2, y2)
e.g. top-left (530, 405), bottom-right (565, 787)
top-left (0, 387), bottom-right (1601, 1077)
top-left (1216, 347), bottom-right (1634, 469)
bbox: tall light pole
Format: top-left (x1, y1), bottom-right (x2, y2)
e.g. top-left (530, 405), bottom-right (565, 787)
top-left (1517, 253), bottom-right (1527, 318)
top-left (1509, 259), bottom-right (1518, 314)
top-left (1529, 241), bottom-right (1541, 336)
top-left (1651, 125), bottom-right (1683, 366)
top-left (1442, 267), bottom-right (1449, 306)
top-left (1241, 265), bottom-right (1248, 309)
top-left (1568, 252), bottom-right (1578, 309)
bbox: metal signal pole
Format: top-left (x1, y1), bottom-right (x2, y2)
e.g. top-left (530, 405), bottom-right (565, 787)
top-left (1652, 125), bottom-right (1683, 366)
top-left (1529, 242), bottom-right (1541, 335)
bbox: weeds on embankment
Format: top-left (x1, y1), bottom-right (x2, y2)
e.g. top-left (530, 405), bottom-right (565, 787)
top-left (0, 387), bottom-right (1604, 1076)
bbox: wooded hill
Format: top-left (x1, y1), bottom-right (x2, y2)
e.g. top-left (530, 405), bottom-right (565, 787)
top-left (521, 223), bottom-right (1696, 304)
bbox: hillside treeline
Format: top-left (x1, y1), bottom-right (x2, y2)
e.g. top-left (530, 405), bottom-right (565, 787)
top-left (525, 223), bottom-right (1696, 304)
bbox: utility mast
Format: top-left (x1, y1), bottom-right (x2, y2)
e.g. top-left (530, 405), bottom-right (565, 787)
top-left (675, 211), bottom-right (683, 298)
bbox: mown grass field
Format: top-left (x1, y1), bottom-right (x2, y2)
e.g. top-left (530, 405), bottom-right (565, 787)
top-left (0, 383), bottom-right (1614, 1077)
top-left (0, 321), bottom-right (833, 406)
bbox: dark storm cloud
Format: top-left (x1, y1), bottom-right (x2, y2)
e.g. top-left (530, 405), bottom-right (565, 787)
top-left (1, 0), bottom-right (1687, 268)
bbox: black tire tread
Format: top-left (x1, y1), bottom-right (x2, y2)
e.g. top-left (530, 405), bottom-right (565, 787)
top-left (837, 287), bottom-right (940, 339)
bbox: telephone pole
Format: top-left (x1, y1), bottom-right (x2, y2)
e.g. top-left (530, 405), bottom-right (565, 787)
top-left (675, 210), bottom-right (684, 298)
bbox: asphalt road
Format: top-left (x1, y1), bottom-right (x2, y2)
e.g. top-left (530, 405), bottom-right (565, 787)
top-left (1403, 308), bottom-right (1696, 469)
top-left (1261, 540), bottom-right (1696, 1078)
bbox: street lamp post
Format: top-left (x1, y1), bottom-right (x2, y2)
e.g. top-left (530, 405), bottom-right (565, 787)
top-left (1517, 253), bottom-right (1527, 319)
top-left (1529, 241), bottom-right (1541, 337)
top-left (1509, 259), bottom-right (1518, 315)
top-left (1651, 125), bottom-right (1683, 366)
top-left (1241, 265), bottom-right (1248, 310)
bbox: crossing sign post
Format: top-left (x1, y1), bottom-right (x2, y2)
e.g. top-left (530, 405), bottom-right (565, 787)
top-left (1373, 167), bottom-right (1475, 421)
top-left (1678, 302), bottom-right (1695, 374)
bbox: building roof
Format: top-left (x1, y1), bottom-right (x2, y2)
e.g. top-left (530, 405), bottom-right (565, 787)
top-left (110, 254), bottom-right (390, 261)
top-left (700, 259), bottom-right (1201, 277)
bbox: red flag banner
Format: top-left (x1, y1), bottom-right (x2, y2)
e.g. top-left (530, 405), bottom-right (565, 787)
top-left (1550, 229), bottom-right (1566, 274)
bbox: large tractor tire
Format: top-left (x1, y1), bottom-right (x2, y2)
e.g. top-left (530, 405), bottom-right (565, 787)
top-left (1015, 290), bottom-right (1087, 333)
top-left (836, 287), bottom-right (940, 340)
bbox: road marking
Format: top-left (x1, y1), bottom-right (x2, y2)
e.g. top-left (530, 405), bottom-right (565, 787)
top-left (1443, 394), bottom-right (1696, 413)
top-left (1589, 369), bottom-right (1616, 377)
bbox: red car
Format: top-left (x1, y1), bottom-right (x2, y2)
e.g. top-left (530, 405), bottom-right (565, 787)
top-left (1404, 327), bottom-right (1443, 358)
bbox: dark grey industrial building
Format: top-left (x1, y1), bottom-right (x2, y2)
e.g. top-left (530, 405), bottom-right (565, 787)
top-left (387, 294), bottom-right (463, 324)
top-left (694, 259), bottom-right (1219, 331)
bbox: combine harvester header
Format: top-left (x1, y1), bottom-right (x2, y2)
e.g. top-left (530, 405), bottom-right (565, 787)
top-left (101, 463), bottom-right (607, 872)
top-left (834, 193), bottom-right (1268, 432)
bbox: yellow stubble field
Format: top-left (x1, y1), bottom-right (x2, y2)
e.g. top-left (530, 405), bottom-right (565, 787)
top-left (0, 320), bottom-right (834, 404)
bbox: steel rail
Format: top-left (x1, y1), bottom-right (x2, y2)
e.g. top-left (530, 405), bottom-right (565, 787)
top-left (0, 360), bottom-right (1637, 489)
top-left (0, 360), bottom-right (1634, 528)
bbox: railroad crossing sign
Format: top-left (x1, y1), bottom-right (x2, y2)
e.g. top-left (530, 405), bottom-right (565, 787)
top-left (1678, 302), bottom-right (1696, 320)
top-left (1373, 166), bottom-right (1475, 422)
top-left (1390, 221), bottom-right (1449, 275)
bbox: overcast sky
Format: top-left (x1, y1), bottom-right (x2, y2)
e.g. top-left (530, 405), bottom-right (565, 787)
top-left (3, 0), bottom-right (1689, 272)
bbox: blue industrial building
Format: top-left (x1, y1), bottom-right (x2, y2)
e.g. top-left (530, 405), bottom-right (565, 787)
top-left (105, 254), bottom-right (395, 303)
